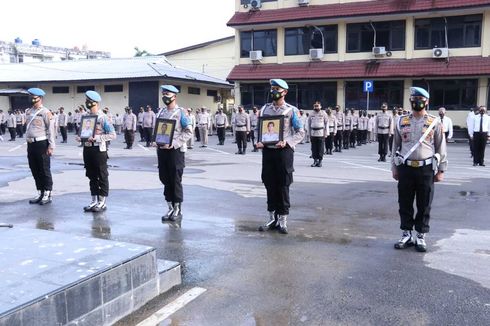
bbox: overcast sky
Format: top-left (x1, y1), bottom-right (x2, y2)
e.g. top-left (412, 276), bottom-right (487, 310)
top-left (0, 0), bottom-right (235, 58)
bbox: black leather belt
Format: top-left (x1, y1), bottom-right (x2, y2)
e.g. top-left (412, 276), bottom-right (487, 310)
top-left (236, 125), bottom-right (245, 127)
top-left (311, 127), bottom-right (324, 130)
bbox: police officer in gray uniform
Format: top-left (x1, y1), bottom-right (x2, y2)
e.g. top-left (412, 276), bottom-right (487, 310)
top-left (233, 106), bottom-right (250, 154)
top-left (334, 105), bottom-right (344, 152)
top-left (25, 88), bottom-right (56, 205)
top-left (250, 106), bottom-right (259, 151)
top-left (308, 101), bottom-right (328, 167)
top-left (257, 79), bottom-right (305, 234)
top-left (215, 108), bottom-right (228, 145)
top-left (77, 91), bottom-right (117, 212)
top-left (392, 87), bottom-right (447, 252)
top-left (376, 103), bottom-right (392, 162)
top-left (156, 85), bottom-right (193, 222)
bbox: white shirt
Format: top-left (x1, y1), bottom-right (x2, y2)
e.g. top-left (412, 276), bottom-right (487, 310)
top-left (438, 115), bottom-right (453, 139)
top-left (468, 113), bottom-right (490, 137)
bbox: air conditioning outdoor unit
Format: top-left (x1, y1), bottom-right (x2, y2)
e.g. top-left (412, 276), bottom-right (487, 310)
top-left (298, 0), bottom-right (309, 6)
top-left (249, 0), bottom-right (261, 10)
top-left (432, 47), bottom-right (449, 58)
top-left (249, 50), bottom-right (263, 61)
top-left (372, 46), bottom-right (386, 56)
top-left (309, 48), bottom-right (324, 60)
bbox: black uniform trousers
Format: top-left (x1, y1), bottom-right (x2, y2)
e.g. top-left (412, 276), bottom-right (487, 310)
top-left (195, 126), bottom-right (201, 141)
top-left (310, 136), bottom-right (324, 159)
top-left (389, 134), bottom-right (394, 153)
top-left (397, 164), bottom-right (434, 234)
top-left (325, 132), bottom-right (334, 152)
top-left (138, 125), bottom-right (144, 141)
top-left (27, 140), bottom-right (53, 191)
top-left (262, 146), bottom-right (294, 215)
top-left (157, 148), bottom-right (185, 203)
top-left (378, 133), bottom-right (389, 156)
top-left (124, 130), bottom-right (135, 148)
top-left (83, 146), bottom-right (109, 197)
top-left (8, 127), bottom-right (16, 140)
top-left (60, 126), bottom-right (67, 142)
top-left (236, 131), bottom-right (247, 152)
top-left (16, 124), bottom-right (24, 138)
top-left (473, 132), bottom-right (488, 165)
top-left (343, 130), bottom-right (351, 149)
top-left (0, 123), bottom-right (5, 134)
top-left (350, 129), bottom-right (357, 147)
top-left (250, 127), bottom-right (256, 147)
top-left (334, 130), bottom-right (343, 151)
top-left (217, 127), bottom-right (226, 144)
top-left (144, 127), bottom-right (153, 147)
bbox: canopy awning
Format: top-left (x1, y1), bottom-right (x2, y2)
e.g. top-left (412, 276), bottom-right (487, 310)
top-left (0, 88), bottom-right (28, 96)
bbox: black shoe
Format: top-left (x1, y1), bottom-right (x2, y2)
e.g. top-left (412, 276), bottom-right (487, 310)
top-left (394, 230), bottom-right (414, 249)
top-left (311, 160), bottom-right (317, 167)
top-left (235, 151), bottom-right (242, 154)
top-left (39, 191), bottom-right (52, 205)
top-left (414, 233), bottom-right (427, 252)
top-left (29, 191), bottom-right (44, 204)
top-left (258, 212), bottom-right (278, 232)
top-left (317, 161), bottom-right (322, 167)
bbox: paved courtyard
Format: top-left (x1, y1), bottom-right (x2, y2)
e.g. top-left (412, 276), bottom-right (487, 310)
top-left (1, 134), bottom-right (489, 325)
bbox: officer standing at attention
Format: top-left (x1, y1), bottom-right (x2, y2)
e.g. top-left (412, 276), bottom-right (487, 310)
top-left (325, 107), bottom-right (337, 155)
top-left (308, 101), bottom-right (328, 167)
top-left (350, 109), bottom-right (359, 148)
top-left (197, 107), bottom-right (210, 147)
top-left (77, 91), bottom-right (116, 212)
top-left (57, 107), bottom-right (68, 143)
top-left (250, 106), bottom-right (259, 151)
top-left (155, 85), bottom-right (192, 222)
top-left (214, 107), bottom-right (228, 145)
top-left (25, 88), bottom-right (56, 205)
top-left (256, 79), bottom-right (305, 234)
top-left (376, 102), bottom-right (392, 162)
top-left (392, 87), bottom-right (447, 252)
top-left (334, 105), bottom-right (344, 152)
top-left (343, 108), bottom-right (352, 150)
top-left (122, 107), bottom-right (137, 149)
top-left (233, 106), bottom-right (250, 154)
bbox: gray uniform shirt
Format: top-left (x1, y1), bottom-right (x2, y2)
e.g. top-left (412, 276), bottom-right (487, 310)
top-left (250, 111), bottom-right (258, 127)
top-left (215, 113), bottom-right (228, 127)
top-left (233, 112), bottom-right (250, 132)
top-left (335, 111), bottom-right (345, 130)
top-left (122, 113), bottom-right (137, 131)
top-left (376, 112), bottom-right (392, 135)
top-left (157, 106), bottom-right (193, 151)
top-left (308, 110), bottom-right (328, 138)
top-left (259, 102), bottom-right (305, 149)
top-left (58, 113), bottom-right (67, 127)
top-left (142, 111), bottom-right (156, 128)
top-left (25, 106), bottom-right (56, 149)
top-left (326, 114), bottom-right (337, 135)
top-left (392, 113), bottom-right (447, 172)
top-left (7, 113), bottom-right (17, 128)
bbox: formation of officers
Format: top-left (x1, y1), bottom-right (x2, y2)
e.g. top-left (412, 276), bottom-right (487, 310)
top-left (7, 80), bottom-right (449, 250)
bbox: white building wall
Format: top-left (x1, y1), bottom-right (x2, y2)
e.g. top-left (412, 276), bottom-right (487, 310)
top-left (0, 96), bottom-right (9, 110)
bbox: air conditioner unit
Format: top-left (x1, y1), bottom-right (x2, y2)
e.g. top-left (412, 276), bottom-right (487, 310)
top-left (432, 47), bottom-right (449, 58)
top-left (298, 0), bottom-right (309, 6)
top-left (309, 48), bottom-right (324, 60)
top-left (249, 0), bottom-right (261, 10)
top-left (249, 50), bottom-right (263, 61)
top-left (372, 46), bottom-right (386, 56)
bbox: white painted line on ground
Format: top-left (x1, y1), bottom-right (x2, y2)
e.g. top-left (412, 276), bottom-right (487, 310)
top-left (295, 152), bottom-right (310, 157)
top-left (138, 144), bottom-right (150, 152)
top-left (136, 287), bottom-right (207, 326)
top-left (205, 147), bottom-right (230, 155)
top-left (340, 161), bottom-right (392, 173)
top-left (8, 142), bottom-right (26, 152)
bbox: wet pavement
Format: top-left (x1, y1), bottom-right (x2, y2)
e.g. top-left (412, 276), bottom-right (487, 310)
top-left (1, 135), bottom-right (489, 325)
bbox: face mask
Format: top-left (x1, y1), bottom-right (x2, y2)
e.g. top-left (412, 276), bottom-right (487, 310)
top-left (439, 114), bottom-right (444, 118)
top-left (30, 97), bottom-right (40, 104)
top-left (85, 100), bottom-right (96, 108)
top-left (162, 96), bottom-right (174, 105)
top-left (326, 109), bottom-right (331, 115)
top-left (411, 99), bottom-right (426, 111)
top-left (314, 106), bottom-right (320, 111)
top-left (270, 90), bottom-right (284, 101)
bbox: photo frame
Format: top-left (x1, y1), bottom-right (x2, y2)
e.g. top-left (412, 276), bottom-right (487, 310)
top-left (258, 115), bottom-right (284, 145)
top-left (79, 115), bottom-right (97, 140)
top-left (153, 118), bottom-right (176, 146)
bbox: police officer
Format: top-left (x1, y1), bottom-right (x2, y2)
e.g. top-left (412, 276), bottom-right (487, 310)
top-left (358, 110), bottom-right (369, 145)
top-left (197, 107), bottom-right (210, 147)
top-left (250, 106), bottom-right (259, 151)
top-left (122, 107), bottom-right (137, 149)
top-left (58, 107), bottom-right (68, 143)
top-left (155, 85), bottom-right (192, 222)
top-left (343, 108), bottom-right (352, 149)
top-left (215, 107), bottom-right (228, 145)
top-left (334, 105), bottom-right (344, 152)
top-left (325, 107), bottom-right (337, 155)
top-left (25, 88), bottom-right (56, 205)
top-left (7, 110), bottom-right (16, 141)
top-left (233, 106), bottom-right (250, 154)
top-left (257, 79), bottom-right (305, 234)
top-left (376, 102), bottom-right (392, 162)
top-left (142, 105), bottom-right (156, 147)
top-left (78, 91), bottom-right (116, 212)
top-left (392, 87), bottom-right (447, 252)
top-left (308, 101), bottom-right (328, 167)
top-left (350, 109), bottom-right (358, 148)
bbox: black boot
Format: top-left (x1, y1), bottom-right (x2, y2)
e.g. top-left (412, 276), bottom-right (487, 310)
top-left (169, 202), bottom-right (182, 221)
top-left (317, 160), bottom-right (323, 167)
top-left (311, 159), bottom-right (317, 167)
top-left (162, 201), bottom-right (174, 222)
top-left (276, 215), bottom-right (288, 234)
top-left (39, 190), bottom-right (52, 205)
top-left (91, 196), bottom-right (107, 212)
top-left (258, 212), bottom-right (278, 231)
top-left (29, 191), bottom-right (44, 204)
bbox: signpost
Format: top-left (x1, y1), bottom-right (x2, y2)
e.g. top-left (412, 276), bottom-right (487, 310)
top-left (363, 80), bottom-right (374, 111)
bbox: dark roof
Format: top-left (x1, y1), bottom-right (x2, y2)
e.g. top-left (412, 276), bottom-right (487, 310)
top-left (160, 36), bottom-right (235, 56)
top-left (228, 0), bottom-right (490, 26)
top-left (227, 56), bottom-right (490, 81)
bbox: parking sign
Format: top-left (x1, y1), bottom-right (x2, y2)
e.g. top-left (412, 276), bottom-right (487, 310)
top-left (363, 80), bottom-right (374, 93)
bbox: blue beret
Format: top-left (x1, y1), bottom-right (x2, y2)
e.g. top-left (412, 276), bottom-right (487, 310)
top-left (160, 85), bottom-right (180, 94)
top-left (85, 90), bottom-right (101, 102)
top-left (27, 88), bottom-right (46, 97)
top-left (410, 87), bottom-right (430, 99)
top-left (270, 79), bottom-right (289, 90)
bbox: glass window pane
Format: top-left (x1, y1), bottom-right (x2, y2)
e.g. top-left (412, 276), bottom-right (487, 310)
top-left (240, 32), bottom-right (252, 58)
top-left (347, 31), bottom-right (360, 52)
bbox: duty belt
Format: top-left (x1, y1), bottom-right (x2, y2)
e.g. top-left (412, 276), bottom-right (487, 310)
top-left (236, 124), bottom-right (246, 127)
top-left (405, 158), bottom-right (432, 168)
top-left (217, 124), bottom-right (225, 127)
top-left (378, 126), bottom-right (388, 129)
top-left (84, 142), bottom-right (100, 147)
top-left (26, 136), bottom-right (47, 143)
top-left (311, 127), bottom-right (324, 130)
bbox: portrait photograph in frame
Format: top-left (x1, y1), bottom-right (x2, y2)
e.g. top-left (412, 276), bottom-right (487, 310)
top-left (258, 115), bottom-right (284, 145)
top-left (79, 115), bottom-right (98, 140)
top-left (153, 118), bottom-right (176, 146)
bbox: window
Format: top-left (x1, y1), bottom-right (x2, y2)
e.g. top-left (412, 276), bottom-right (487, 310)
top-left (413, 79), bottom-right (478, 110)
top-left (285, 25), bottom-right (338, 55)
top-left (240, 29), bottom-right (277, 57)
top-left (347, 21), bottom-right (405, 52)
top-left (77, 85), bottom-right (95, 93)
top-left (345, 81), bottom-right (403, 109)
top-left (207, 90), bottom-right (218, 97)
top-left (415, 15), bottom-right (482, 49)
top-left (52, 86), bottom-right (69, 94)
top-left (488, 79), bottom-right (490, 109)
top-left (188, 87), bottom-right (200, 95)
top-left (104, 84), bottom-right (123, 92)
top-left (18, 54), bottom-right (24, 63)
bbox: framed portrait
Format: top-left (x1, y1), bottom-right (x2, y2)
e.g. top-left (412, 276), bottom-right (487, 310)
top-left (153, 118), bottom-right (176, 146)
top-left (79, 115), bottom-right (97, 140)
top-left (258, 115), bottom-right (284, 145)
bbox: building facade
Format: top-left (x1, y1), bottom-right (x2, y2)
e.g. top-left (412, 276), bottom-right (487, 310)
top-left (227, 0), bottom-right (490, 126)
